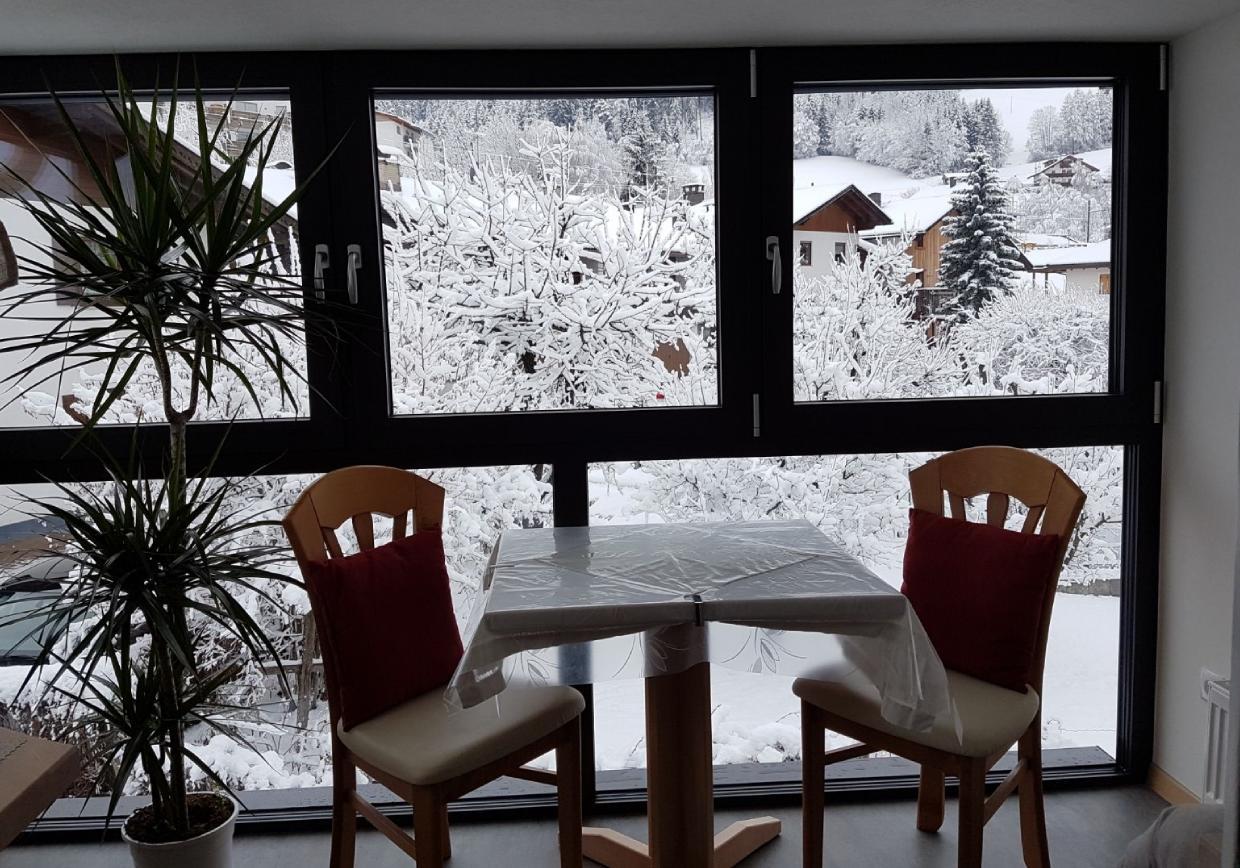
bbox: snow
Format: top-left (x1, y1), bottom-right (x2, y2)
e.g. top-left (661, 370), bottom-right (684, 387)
top-left (995, 147), bottom-right (1114, 185)
top-left (794, 155), bottom-right (914, 194)
top-left (792, 156), bottom-right (913, 223)
top-left (594, 594), bottom-right (1119, 769)
top-left (1024, 239), bottom-right (1112, 269)
top-left (1019, 232), bottom-right (1082, 247)
top-left (860, 184), bottom-right (955, 237)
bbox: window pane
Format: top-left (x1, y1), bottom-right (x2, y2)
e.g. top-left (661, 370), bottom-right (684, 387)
top-left (0, 465), bottom-right (550, 794)
top-left (589, 446), bottom-right (1122, 772)
top-left (0, 96), bottom-right (307, 428)
top-left (792, 87), bottom-right (1113, 401)
top-left (376, 94), bottom-right (719, 415)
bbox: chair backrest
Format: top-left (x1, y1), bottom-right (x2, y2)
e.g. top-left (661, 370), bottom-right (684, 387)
top-left (282, 465), bottom-right (445, 565)
top-left (281, 466), bottom-right (446, 730)
top-left (908, 446), bottom-right (1086, 692)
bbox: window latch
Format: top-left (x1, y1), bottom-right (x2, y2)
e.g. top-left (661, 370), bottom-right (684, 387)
top-left (312, 243), bottom-right (330, 300)
top-left (346, 244), bottom-right (362, 305)
top-left (765, 236), bottom-right (781, 295)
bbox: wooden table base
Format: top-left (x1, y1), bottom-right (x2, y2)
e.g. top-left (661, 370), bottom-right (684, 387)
top-left (583, 659), bottom-right (782, 868)
top-left (583, 817), bottom-right (782, 868)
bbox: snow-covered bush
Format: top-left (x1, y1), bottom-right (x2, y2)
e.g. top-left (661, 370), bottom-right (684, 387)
top-left (383, 128), bottom-right (717, 413)
top-left (793, 240), bottom-right (955, 402)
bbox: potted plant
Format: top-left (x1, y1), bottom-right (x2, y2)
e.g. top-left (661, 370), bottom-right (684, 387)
top-left (0, 64), bottom-right (331, 866)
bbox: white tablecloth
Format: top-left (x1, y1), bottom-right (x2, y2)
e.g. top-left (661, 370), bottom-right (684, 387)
top-left (448, 520), bottom-right (956, 735)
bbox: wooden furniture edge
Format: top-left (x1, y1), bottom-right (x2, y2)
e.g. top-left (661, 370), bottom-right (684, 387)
top-left (1147, 764), bottom-right (1201, 806)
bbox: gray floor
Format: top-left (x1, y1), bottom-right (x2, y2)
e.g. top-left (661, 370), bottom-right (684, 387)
top-left (1, 786), bottom-right (1166, 867)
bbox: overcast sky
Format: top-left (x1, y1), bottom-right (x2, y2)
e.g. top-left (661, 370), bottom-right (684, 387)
top-left (965, 86), bottom-right (1084, 163)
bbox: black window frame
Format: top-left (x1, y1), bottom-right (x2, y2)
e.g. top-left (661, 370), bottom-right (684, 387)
top-left (0, 43), bottom-right (1165, 837)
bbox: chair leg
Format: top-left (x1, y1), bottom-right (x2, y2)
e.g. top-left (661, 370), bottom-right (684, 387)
top-left (439, 802), bottom-right (452, 861)
top-left (555, 720), bottom-right (584, 868)
top-left (801, 701), bottom-right (825, 868)
top-left (956, 760), bottom-right (986, 868)
top-left (1018, 723), bottom-right (1051, 868)
top-left (330, 744), bottom-right (357, 868)
top-left (412, 791), bottom-right (447, 868)
top-left (917, 765), bottom-right (946, 832)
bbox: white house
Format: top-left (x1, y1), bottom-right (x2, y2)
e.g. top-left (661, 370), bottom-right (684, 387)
top-left (1023, 239), bottom-right (1113, 294)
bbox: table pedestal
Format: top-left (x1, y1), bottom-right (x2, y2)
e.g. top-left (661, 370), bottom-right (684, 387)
top-left (582, 662), bottom-right (782, 868)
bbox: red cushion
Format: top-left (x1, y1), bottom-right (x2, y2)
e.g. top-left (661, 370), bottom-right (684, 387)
top-left (302, 530), bottom-right (463, 730)
top-left (901, 508), bottom-right (1062, 693)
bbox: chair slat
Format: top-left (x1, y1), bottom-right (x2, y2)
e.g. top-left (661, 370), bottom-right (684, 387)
top-left (352, 513), bottom-right (376, 551)
top-left (392, 511), bottom-right (409, 540)
top-left (985, 492), bottom-right (1009, 527)
top-left (1020, 505), bottom-right (1045, 534)
top-left (321, 527), bottom-right (344, 559)
top-left (948, 493), bottom-right (967, 520)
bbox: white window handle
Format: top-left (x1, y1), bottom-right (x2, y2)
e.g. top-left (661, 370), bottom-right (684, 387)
top-left (765, 235), bottom-right (781, 295)
top-left (346, 244), bottom-right (362, 305)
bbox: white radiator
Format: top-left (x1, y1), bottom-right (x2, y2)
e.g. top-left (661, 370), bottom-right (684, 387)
top-left (1203, 676), bottom-right (1230, 805)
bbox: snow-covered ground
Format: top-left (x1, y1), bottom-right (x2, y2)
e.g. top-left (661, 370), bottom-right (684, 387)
top-left (592, 593), bottom-right (1118, 771)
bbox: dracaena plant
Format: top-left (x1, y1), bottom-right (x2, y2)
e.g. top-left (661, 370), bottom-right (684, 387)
top-left (0, 62), bottom-right (335, 839)
top-left (8, 442), bottom-right (297, 835)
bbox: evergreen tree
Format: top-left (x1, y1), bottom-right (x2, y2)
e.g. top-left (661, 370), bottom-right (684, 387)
top-left (622, 108), bottom-right (666, 193)
top-left (963, 98), bottom-right (1011, 166)
top-left (938, 150), bottom-right (1025, 314)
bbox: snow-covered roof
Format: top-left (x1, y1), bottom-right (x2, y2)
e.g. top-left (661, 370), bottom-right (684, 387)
top-left (1018, 232), bottom-right (1081, 248)
top-left (859, 184), bottom-right (955, 237)
top-left (1023, 239), bottom-right (1111, 269)
top-left (792, 156), bottom-right (914, 222)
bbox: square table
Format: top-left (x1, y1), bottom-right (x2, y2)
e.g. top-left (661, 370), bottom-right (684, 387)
top-left (449, 520), bottom-right (954, 868)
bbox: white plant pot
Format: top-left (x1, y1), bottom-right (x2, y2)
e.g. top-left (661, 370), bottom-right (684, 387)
top-left (121, 796), bottom-right (238, 868)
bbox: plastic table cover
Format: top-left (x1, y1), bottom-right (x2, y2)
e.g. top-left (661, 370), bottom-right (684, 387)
top-left (447, 520), bottom-right (957, 737)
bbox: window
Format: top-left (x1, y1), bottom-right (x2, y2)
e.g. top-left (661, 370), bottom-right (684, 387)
top-left (0, 45), bottom-right (1165, 825)
top-left (790, 85), bottom-right (1115, 403)
top-left (0, 95), bottom-right (308, 429)
top-left (375, 94), bottom-right (719, 416)
top-left (590, 446), bottom-right (1124, 768)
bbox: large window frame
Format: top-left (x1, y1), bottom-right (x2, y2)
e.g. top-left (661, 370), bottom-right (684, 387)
top-left (0, 43), bottom-right (1165, 836)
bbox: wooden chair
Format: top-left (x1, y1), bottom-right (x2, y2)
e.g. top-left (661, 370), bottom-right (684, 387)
top-left (283, 466), bottom-right (585, 868)
top-left (796, 446), bottom-right (1087, 868)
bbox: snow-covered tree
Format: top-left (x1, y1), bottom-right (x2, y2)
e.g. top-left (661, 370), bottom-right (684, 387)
top-left (793, 240), bottom-right (955, 401)
top-left (1025, 89), bottom-right (1112, 160)
top-left (939, 150), bottom-right (1025, 314)
top-left (1025, 105), bottom-right (1062, 162)
top-left (383, 125), bottom-right (717, 413)
top-left (1011, 174), bottom-right (1112, 243)
top-left (950, 281), bottom-right (1109, 395)
top-left (963, 98), bottom-right (1011, 166)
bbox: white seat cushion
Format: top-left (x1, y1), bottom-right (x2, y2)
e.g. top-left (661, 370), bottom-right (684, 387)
top-left (793, 670), bottom-right (1040, 758)
top-left (337, 685), bottom-right (584, 785)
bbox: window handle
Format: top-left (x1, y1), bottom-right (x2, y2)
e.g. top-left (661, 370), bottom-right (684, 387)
top-left (312, 244), bottom-right (330, 300)
top-left (346, 244), bottom-right (362, 305)
top-left (765, 235), bottom-right (781, 295)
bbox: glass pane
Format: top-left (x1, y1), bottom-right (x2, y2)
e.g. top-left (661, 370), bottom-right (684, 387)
top-left (376, 94), bottom-right (719, 415)
top-left (792, 86), bottom-right (1113, 401)
top-left (0, 95), bottom-right (307, 428)
top-left (0, 465), bottom-right (550, 794)
top-left (589, 446), bottom-right (1122, 772)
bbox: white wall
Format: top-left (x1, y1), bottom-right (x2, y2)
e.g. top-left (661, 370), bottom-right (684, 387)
top-left (1062, 266), bottom-right (1108, 295)
top-left (792, 229), bottom-right (855, 281)
top-left (1157, 14), bottom-right (1240, 795)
